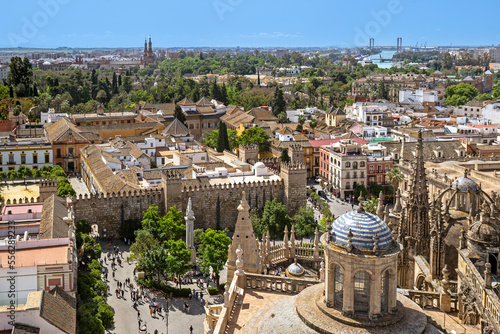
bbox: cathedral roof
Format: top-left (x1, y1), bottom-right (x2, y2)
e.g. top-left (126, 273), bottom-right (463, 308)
top-left (331, 209), bottom-right (393, 250)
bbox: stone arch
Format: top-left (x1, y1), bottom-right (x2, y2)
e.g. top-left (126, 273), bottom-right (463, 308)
top-left (415, 274), bottom-right (426, 290)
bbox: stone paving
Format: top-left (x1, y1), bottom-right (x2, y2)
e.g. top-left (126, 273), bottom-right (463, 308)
top-left (100, 240), bottom-right (223, 334)
top-left (70, 177), bottom-right (90, 196)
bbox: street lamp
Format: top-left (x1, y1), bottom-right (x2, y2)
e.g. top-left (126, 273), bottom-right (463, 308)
top-left (165, 298), bottom-right (169, 334)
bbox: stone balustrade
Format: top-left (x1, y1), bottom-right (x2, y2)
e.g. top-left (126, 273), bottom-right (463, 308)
top-left (246, 273), bottom-right (319, 294)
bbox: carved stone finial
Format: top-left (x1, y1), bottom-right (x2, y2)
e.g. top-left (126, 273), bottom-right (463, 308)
top-left (372, 233), bottom-right (379, 252)
top-left (185, 197), bottom-right (195, 220)
top-left (485, 261), bottom-right (492, 289)
top-left (235, 245), bottom-right (244, 272)
top-left (347, 229), bottom-right (354, 252)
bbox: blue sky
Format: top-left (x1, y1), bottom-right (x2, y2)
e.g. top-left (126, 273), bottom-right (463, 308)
top-left (1, 0), bottom-right (499, 48)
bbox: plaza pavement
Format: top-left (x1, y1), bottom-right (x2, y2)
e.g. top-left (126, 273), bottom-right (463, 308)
top-left (100, 240), bottom-right (224, 334)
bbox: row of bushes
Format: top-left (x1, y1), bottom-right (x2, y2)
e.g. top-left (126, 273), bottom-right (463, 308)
top-left (307, 188), bottom-right (332, 217)
top-left (76, 221), bottom-right (114, 334)
top-left (137, 278), bottom-right (192, 298)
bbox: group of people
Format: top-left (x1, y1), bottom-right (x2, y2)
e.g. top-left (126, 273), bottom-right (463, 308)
top-left (100, 241), bottom-right (207, 333)
top-left (264, 263), bottom-right (285, 276)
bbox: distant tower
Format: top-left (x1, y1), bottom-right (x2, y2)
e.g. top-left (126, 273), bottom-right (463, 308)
top-left (148, 36), bottom-right (153, 57)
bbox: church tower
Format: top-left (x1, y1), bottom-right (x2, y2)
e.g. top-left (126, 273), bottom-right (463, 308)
top-left (398, 129), bottom-right (430, 288)
top-left (226, 191), bottom-right (261, 284)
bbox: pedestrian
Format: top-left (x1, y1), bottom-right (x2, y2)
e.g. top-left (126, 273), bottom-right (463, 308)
top-left (121, 290), bottom-right (124, 298)
top-left (189, 293), bottom-right (192, 299)
top-left (150, 307), bottom-right (153, 316)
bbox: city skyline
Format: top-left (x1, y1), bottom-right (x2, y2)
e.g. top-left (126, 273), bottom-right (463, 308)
top-left (1, 0), bottom-right (499, 48)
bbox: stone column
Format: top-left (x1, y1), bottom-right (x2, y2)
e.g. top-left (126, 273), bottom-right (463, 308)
top-left (342, 266), bottom-right (354, 317)
top-left (389, 270), bottom-right (398, 314)
top-left (325, 261), bottom-right (334, 307)
top-left (185, 197), bottom-right (196, 264)
top-left (369, 272), bottom-right (381, 320)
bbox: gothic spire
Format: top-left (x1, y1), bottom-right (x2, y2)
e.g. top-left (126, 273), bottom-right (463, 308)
top-left (402, 128), bottom-right (430, 257)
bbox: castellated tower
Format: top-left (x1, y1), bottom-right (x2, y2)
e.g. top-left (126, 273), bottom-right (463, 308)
top-left (226, 191), bottom-right (261, 284)
top-left (288, 143), bottom-right (304, 164)
top-left (239, 144), bottom-right (259, 164)
top-left (280, 161), bottom-right (307, 217)
top-left (162, 170), bottom-right (183, 212)
top-left (39, 178), bottom-right (58, 202)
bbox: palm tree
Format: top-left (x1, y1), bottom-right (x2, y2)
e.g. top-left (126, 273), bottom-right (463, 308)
top-left (364, 198), bottom-right (378, 214)
top-left (386, 167), bottom-right (404, 200)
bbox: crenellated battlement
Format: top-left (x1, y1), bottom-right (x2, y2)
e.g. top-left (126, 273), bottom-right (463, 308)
top-left (73, 188), bottom-right (164, 201)
top-left (181, 179), bottom-right (282, 193)
top-left (3, 197), bottom-right (41, 205)
top-left (39, 178), bottom-right (57, 187)
top-left (281, 161), bottom-right (306, 171)
top-left (163, 170), bottom-right (182, 180)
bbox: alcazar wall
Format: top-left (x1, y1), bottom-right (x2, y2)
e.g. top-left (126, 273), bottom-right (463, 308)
top-left (68, 162), bottom-right (306, 237)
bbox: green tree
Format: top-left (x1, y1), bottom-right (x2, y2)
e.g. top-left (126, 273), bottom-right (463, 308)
top-left (271, 86), bottom-right (286, 116)
top-left (198, 229), bottom-right (231, 287)
top-left (364, 198), bottom-right (378, 214)
top-left (309, 118), bottom-right (318, 134)
top-left (353, 184), bottom-right (368, 198)
top-left (201, 130), bottom-right (219, 149)
top-left (0, 171), bottom-right (7, 187)
top-left (17, 165), bottom-right (32, 189)
top-left (445, 83), bottom-right (478, 106)
top-left (278, 112), bottom-right (288, 123)
top-left (386, 167), bottom-right (404, 190)
top-left (369, 183), bottom-right (384, 197)
top-left (492, 84), bottom-right (500, 99)
top-left (217, 121), bottom-right (226, 152)
top-left (280, 148), bottom-right (290, 163)
top-left (130, 229), bottom-right (159, 261)
top-left (174, 105), bottom-right (186, 125)
top-left (292, 207), bottom-right (317, 238)
top-left (254, 199), bottom-right (291, 240)
top-left (165, 239), bottom-right (192, 287)
top-left (158, 206), bottom-right (185, 241)
top-left (141, 205), bottom-right (161, 238)
top-left (239, 127), bottom-right (270, 153)
top-left (138, 244), bottom-right (168, 280)
top-left (7, 169), bottom-right (18, 184)
top-left (8, 57), bottom-right (33, 96)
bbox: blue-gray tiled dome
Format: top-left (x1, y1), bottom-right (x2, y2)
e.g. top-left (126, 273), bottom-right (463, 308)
top-left (451, 177), bottom-right (478, 192)
top-left (286, 260), bottom-right (305, 278)
top-left (331, 210), bottom-right (393, 250)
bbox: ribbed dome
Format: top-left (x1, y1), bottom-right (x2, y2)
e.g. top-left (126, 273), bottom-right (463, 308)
top-left (286, 260), bottom-right (305, 278)
top-left (452, 177), bottom-right (478, 192)
top-left (468, 221), bottom-right (500, 246)
top-left (331, 210), bottom-right (393, 250)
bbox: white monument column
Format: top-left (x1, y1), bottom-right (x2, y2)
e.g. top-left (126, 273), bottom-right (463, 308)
top-left (185, 197), bottom-right (196, 264)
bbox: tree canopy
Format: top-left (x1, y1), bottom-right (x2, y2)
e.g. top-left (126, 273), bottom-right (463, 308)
top-left (198, 228), bottom-right (231, 287)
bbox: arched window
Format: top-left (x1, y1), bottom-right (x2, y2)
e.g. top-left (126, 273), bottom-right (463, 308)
top-left (334, 265), bottom-right (344, 310)
top-left (360, 161), bottom-right (365, 167)
top-left (345, 162), bottom-right (351, 168)
top-left (353, 162), bottom-right (358, 170)
top-left (381, 270), bottom-right (389, 314)
top-left (354, 271), bottom-right (371, 315)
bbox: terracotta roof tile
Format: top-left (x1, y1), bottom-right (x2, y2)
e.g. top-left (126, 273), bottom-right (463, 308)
top-left (40, 286), bottom-right (76, 334)
top-left (39, 195), bottom-right (69, 240)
